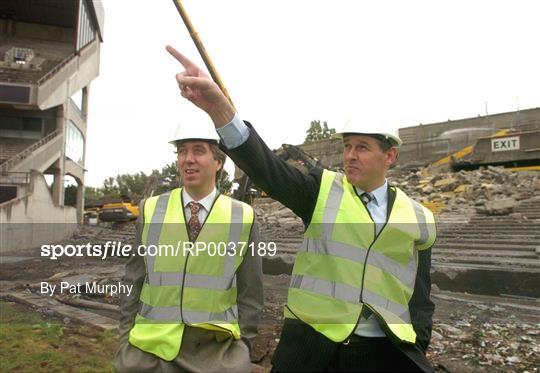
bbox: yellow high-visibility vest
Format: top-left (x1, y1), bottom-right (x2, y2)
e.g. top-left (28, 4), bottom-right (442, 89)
top-left (285, 170), bottom-right (436, 344)
top-left (128, 188), bottom-right (254, 361)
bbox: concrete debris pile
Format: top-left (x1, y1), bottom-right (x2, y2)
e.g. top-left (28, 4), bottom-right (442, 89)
top-left (73, 222), bottom-right (136, 245)
top-left (388, 166), bottom-right (540, 215)
top-left (252, 166), bottom-right (540, 228)
top-left (428, 302), bottom-right (540, 371)
top-left (252, 198), bottom-right (304, 243)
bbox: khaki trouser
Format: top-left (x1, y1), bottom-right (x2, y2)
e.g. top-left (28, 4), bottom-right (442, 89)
top-left (114, 326), bottom-right (251, 373)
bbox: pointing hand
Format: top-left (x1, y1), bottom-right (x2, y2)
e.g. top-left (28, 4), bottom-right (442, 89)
top-left (166, 45), bottom-right (235, 126)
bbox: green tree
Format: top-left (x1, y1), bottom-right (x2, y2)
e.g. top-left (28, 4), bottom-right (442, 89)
top-left (218, 169), bottom-right (233, 195)
top-left (95, 160), bottom-right (231, 200)
top-left (322, 121), bottom-right (336, 139)
top-left (152, 162), bottom-right (180, 195)
top-left (305, 120), bottom-right (335, 143)
top-left (102, 176), bottom-right (119, 197)
top-left (64, 184), bottom-right (77, 206)
top-left (116, 172), bottom-right (148, 197)
top-left (84, 186), bottom-right (103, 201)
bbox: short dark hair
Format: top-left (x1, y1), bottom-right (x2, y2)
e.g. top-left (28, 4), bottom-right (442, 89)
top-left (369, 134), bottom-right (395, 152)
top-left (342, 133), bottom-right (395, 152)
top-left (209, 143), bottom-right (226, 182)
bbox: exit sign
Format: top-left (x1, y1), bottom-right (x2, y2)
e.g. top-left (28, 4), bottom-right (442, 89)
top-left (491, 136), bottom-right (520, 152)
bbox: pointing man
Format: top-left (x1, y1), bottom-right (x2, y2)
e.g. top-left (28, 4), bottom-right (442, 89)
top-left (115, 120), bottom-right (263, 372)
top-left (167, 46), bottom-right (437, 372)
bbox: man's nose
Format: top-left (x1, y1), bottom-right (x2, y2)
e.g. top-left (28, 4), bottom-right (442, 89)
top-left (344, 149), bottom-right (356, 161)
top-left (185, 150), bottom-right (196, 163)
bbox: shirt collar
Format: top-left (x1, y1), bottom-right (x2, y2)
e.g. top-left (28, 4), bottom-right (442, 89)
top-left (355, 179), bottom-right (388, 206)
top-left (182, 188), bottom-right (217, 212)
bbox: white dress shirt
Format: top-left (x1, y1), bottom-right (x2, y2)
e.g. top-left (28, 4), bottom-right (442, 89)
top-left (182, 188), bottom-right (217, 223)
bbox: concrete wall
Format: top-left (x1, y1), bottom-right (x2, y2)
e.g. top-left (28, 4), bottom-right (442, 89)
top-left (298, 138), bottom-right (343, 169)
top-left (0, 170), bottom-right (77, 253)
top-left (470, 131), bottom-right (540, 165)
top-left (398, 108), bottom-right (540, 165)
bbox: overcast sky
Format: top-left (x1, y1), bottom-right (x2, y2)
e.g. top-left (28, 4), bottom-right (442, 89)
top-left (84, 0), bottom-right (540, 187)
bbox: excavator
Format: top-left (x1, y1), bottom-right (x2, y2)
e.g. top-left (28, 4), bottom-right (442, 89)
top-left (98, 198), bottom-right (139, 222)
top-left (232, 143), bottom-right (325, 204)
top-left (96, 175), bottom-right (164, 223)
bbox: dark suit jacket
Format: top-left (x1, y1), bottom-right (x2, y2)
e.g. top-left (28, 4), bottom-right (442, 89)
top-left (221, 122), bottom-right (435, 372)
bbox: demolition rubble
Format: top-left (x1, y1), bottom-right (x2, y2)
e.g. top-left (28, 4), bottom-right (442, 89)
top-left (387, 165), bottom-right (540, 216)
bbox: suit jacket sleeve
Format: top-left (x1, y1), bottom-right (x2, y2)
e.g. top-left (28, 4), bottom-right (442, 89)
top-left (221, 122), bottom-right (322, 223)
top-left (409, 247), bottom-right (435, 353)
top-left (117, 200), bottom-right (146, 345)
top-left (236, 219), bottom-right (263, 353)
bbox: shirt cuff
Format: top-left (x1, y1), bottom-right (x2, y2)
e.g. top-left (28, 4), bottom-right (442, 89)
top-left (216, 113), bottom-right (250, 149)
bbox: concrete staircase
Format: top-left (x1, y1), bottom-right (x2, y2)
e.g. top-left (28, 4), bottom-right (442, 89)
top-left (431, 197), bottom-right (540, 297)
top-left (0, 129), bottom-right (62, 173)
top-left (432, 197), bottom-right (540, 271)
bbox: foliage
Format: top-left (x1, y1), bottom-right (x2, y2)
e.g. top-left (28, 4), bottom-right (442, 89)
top-left (305, 120), bottom-right (336, 143)
top-left (218, 169), bottom-right (233, 195)
top-left (64, 184), bottom-right (77, 206)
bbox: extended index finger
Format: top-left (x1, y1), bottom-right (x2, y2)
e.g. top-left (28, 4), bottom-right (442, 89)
top-left (165, 45), bottom-right (197, 69)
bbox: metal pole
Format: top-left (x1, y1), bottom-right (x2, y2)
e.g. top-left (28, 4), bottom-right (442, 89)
top-left (172, 0), bottom-right (235, 109)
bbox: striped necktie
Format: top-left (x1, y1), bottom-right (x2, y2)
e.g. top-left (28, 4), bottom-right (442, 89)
top-left (360, 192), bottom-right (374, 205)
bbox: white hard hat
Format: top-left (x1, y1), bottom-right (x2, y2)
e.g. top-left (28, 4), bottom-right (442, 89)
top-left (169, 121), bottom-right (219, 145)
top-left (333, 117), bottom-right (402, 147)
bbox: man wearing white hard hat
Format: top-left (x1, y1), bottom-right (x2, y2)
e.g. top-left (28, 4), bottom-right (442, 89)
top-left (115, 119), bottom-right (263, 372)
top-left (167, 46), bottom-right (437, 372)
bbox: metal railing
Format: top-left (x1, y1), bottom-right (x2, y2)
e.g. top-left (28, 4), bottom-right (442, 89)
top-left (36, 51), bottom-right (77, 86)
top-left (0, 129), bottom-right (61, 172)
top-left (36, 39), bottom-right (98, 86)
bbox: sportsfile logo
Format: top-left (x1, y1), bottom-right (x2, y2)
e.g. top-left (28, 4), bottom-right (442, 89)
top-left (40, 241), bottom-right (277, 260)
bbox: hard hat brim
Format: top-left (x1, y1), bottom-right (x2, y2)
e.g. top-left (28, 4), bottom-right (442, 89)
top-left (169, 138), bottom-right (219, 146)
top-left (333, 131), bottom-right (402, 147)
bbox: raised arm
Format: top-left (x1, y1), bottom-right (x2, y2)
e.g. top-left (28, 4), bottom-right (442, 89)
top-left (166, 46), bottom-right (321, 222)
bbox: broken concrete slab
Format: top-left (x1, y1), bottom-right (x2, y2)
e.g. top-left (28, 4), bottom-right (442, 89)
top-left (480, 198), bottom-right (518, 215)
top-left (434, 177), bottom-right (459, 191)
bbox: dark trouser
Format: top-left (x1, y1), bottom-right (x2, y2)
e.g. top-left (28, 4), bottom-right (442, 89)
top-left (271, 319), bottom-right (429, 372)
top-left (327, 335), bottom-right (422, 372)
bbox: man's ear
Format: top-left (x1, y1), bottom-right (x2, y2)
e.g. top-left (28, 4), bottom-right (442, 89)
top-left (216, 158), bottom-right (223, 172)
top-left (386, 147), bottom-right (398, 166)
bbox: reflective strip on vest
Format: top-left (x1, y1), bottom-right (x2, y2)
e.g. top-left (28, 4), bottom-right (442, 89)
top-left (412, 200), bottom-right (429, 246)
top-left (322, 173), bottom-right (345, 232)
top-left (298, 238), bottom-right (417, 286)
top-left (290, 274), bottom-right (411, 323)
top-left (139, 302), bottom-right (239, 324)
top-left (411, 199), bottom-right (437, 250)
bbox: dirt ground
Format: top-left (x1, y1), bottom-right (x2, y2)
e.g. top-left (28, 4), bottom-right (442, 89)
top-left (1, 226), bottom-right (538, 372)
